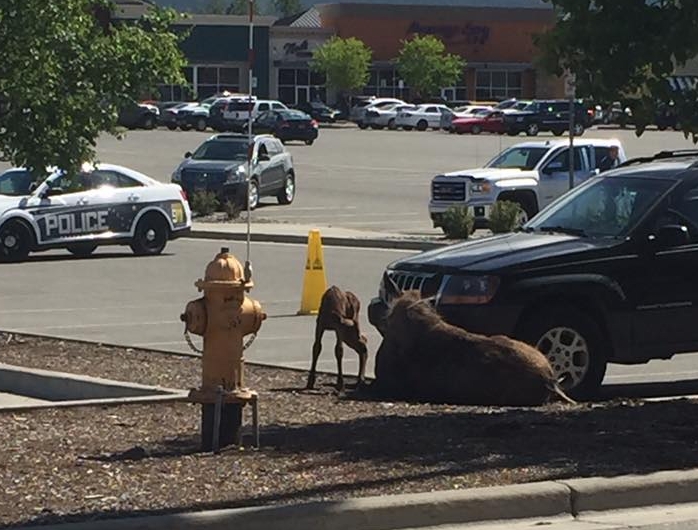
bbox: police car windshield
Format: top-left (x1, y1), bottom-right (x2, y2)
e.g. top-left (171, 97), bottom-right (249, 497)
top-left (486, 146), bottom-right (548, 170)
top-left (192, 140), bottom-right (248, 161)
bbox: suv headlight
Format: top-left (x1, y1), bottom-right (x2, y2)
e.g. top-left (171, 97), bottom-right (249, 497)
top-left (171, 169), bottom-right (181, 183)
top-left (438, 275), bottom-right (500, 305)
top-left (226, 165), bottom-right (246, 184)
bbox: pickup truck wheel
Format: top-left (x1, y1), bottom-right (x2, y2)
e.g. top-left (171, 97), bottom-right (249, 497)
top-left (416, 120), bottom-right (428, 131)
top-left (518, 308), bottom-right (607, 401)
top-left (525, 123), bottom-right (539, 136)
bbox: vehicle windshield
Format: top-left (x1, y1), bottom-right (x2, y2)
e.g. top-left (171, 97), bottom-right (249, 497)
top-left (279, 110), bottom-right (310, 120)
top-left (192, 140), bottom-right (249, 161)
top-left (0, 169), bottom-right (34, 196)
top-left (526, 176), bottom-right (675, 238)
top-left (486, 146), bottom-right (549, 170)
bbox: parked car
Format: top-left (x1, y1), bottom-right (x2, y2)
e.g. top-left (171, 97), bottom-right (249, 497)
top-left (449, 109), bottom-right (506, 135)
top-left (364, 103), bottom-right (418, 130)
top-left (0, 163), bottom-right (191, 262)
top-left (296, 101), bottom-right (344, 123)
top-left (503, 100), bottom-right (591, 136)
top-left (160, 102), bottom-right (207, 131)
top-left (350, 98), bottom-right (405, 129)
top-left (440, 105), bottom-right (492, 131)
top-left (117, 102), bottom-right (159, 130)
top-left (247, 109), bottom-right (319, 145)
top-left (171, 133), bottom-right (295, 210)
top-left (372, 148), bottom-right (698, 399)
top-left (395, 103), bottom-right (452, 131)
top-left (211, 99), bottom-right (289, 132)
top-left (428, 138), bottom-right (627, 231)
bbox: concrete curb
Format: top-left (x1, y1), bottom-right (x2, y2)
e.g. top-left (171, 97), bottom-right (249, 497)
top-left (16, 469), bottom-right (698, 530)
top-left (187, 229), bottom-right (448, 251)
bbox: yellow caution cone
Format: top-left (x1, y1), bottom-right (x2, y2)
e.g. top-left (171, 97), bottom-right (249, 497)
top-left (298, 229), bottom-right (328, 315)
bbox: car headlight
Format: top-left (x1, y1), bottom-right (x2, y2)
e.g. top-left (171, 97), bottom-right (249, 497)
top-left (171, 170), bottom-right (181, 183)
top-left (470, 181), bottom-right (491, 194)
top-left (226, 166), bottom-right (246, 184)
top-left (438, 275), bottom-right (500, 305)
top-left (516, 117), bottom-right (524, 122)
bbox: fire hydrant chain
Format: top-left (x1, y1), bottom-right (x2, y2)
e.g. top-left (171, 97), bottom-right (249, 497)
top-left (243, 333), bottom-right (257, 351)
top-left (184, 328), bottom-right (204, 354)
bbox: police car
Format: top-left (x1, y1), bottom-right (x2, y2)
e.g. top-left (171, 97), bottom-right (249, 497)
top-left (0, 163), bottom-right (191, 262)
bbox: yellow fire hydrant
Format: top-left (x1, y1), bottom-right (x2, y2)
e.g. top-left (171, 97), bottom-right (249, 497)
top-left (180, 247), bottom-right (266, 451)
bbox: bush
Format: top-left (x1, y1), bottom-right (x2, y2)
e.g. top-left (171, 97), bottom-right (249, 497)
top-left (489, 200), bottom-right (524, 234)
top-left (190, 190), bottom-right (219, 216)
top-left (441, 206), bottom-right (474, 239)
top-left (224, 199), bottom-right (243, 221)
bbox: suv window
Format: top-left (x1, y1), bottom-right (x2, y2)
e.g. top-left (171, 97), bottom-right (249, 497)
top-left (487, 146), bottom-right (549, 170)
top-left (258, 103), bottom-right (270, 112)
top-left (272, 102), bottom-right (286, 110)
top-left (594, 146), bottom-right (613, 169)
top-left (266, 139), bottom-right (281, 155)
top-left (655, 183), bottom-right (698, 243)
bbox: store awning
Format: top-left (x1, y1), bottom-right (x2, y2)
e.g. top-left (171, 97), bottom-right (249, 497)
top-left (668, 75), bottom-right (698, 92)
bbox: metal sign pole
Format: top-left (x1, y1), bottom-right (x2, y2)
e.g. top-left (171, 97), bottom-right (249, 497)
top-left (565, 71), bottom-right (576, 191)
top-left (244, 0), bottom-right (254, 282)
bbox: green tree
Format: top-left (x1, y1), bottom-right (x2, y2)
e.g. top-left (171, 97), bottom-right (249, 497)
top-left (225, 0), bottom-right (260, 16)
top-left (311, 37), bottom-right (372, 108)
top-left (0, 0), bottom-right (186, 178)
top-left (200, 0), bottom-right (227, 14)
top-left (272, 0), bottom-right (303, 17)
top-left (536, 0), bottom-right (698, 140)
top-left (396, 34), bottom-right (464, 101)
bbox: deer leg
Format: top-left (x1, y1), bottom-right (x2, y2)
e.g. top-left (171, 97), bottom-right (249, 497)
top-left (357, 348), bottom-right (368, 387)
top-left (306, 324), bottom-right (324, 389)
top-left (334, 330), bottom-right (344, 391)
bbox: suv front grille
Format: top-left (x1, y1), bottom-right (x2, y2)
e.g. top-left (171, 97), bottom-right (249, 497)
top-left (432, 179), bottom-right (466, 202)
top-left (386, 270), bottom-right (442, 300)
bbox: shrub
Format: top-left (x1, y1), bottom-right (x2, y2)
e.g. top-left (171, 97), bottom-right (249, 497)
top-left (489, 200), bottom-right (524, 234)
top-left (441, 206), bottom-right (474, 239)
top-left (224, 199), bottom-right (243, 221)
top-left (190, 190), bottom-right (219, 216)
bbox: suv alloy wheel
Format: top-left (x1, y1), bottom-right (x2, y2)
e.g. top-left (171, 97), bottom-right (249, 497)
top-left (519, 307), bottom-right (607, 400)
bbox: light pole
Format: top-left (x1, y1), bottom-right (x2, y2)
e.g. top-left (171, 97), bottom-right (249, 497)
top-left (244, 0), bottom-right (255, 283)
top-left (564, 71), bottom-right (576, 191)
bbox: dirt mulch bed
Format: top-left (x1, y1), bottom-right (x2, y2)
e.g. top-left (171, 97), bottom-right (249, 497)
top-left (2, 332), bottom-right (698, 528)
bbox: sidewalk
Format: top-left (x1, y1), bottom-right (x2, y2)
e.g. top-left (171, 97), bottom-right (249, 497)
top-left (17, 469), bottom-right (698, 530)
top-left (189, 220), bottom-right (451, 251)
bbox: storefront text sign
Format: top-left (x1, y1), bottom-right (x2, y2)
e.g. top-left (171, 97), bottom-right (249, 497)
top-left (407, 21), bottom-right (490, 45)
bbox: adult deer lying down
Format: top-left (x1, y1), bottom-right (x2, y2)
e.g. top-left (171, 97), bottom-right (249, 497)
top-left (306, 286), bottom-right (368, 391)
top-left (374, 290), bottom-right (574, 406)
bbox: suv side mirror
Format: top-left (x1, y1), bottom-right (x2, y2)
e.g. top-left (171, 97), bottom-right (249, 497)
top-left (184, 151), bottom-right (192, 158)
top-left (654, 224), bottom-right (690, 248)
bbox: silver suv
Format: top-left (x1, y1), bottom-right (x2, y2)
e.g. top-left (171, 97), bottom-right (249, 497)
top-left (172, 134), bottom-right (296, 210)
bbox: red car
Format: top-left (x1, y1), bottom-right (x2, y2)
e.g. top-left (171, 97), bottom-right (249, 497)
top-left (450, 110), bottom-right (506, 135)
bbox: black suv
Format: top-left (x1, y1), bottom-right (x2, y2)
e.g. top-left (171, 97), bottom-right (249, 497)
top-left (369, 150), bottom-right (698, 399)
top-left (504, 99), bottom-right (591, 137)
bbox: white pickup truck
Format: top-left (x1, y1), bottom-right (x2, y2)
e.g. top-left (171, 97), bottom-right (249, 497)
top-left (429, 139), bottom-right (627, 231)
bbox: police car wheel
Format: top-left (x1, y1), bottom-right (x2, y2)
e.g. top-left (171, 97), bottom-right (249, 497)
top-left (130, 214), bottom-right (169, 256)
top-left (67, 244), bottom-right (97, 257)
top-left (0, 220), bottom-right (31, 262)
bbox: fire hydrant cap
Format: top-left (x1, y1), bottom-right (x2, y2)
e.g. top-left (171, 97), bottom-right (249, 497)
top-left (197, 250), bottom-right (253, 289)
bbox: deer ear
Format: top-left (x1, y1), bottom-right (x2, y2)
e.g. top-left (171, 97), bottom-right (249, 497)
top-left (384, 272), bottom-right (402, 302)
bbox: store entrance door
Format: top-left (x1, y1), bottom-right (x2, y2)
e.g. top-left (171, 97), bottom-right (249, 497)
top-left (296, 86), bottom-right (310, 104)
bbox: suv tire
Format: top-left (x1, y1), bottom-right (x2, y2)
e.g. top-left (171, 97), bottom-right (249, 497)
top-left (519, 307), bottom-right (607, 400)
top-left (277, 173), bottom-right (295, 205)
top-left (525, 123), bottom-right (539, 136)
top-left (573, 123), bottom-right (585, 136)
top-left (416, 120), bottom-right (428, 131)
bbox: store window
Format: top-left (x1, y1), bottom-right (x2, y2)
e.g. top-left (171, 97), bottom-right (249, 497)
top-left (441, 74), bottom-right (468, 103)
top-left (475, 70), bottom-right (522, 100)
top-left (278, 68), bottom-right (327, 105)
top-left (362, 68), bottom-right (407, 99)
top-left (157, 65), bottom-right (239, 101)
